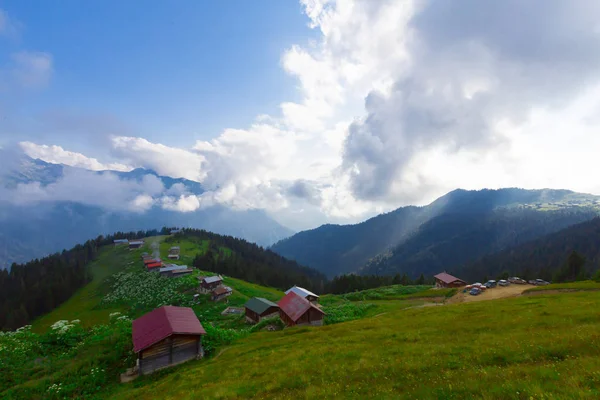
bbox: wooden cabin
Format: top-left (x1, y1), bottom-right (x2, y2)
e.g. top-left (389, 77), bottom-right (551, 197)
top-left (169, 246), bottom-right (181, 255)
top-left (170, 268), bottom-right (193, 278)
top-left (433, 272), bottom-right (467, 288)
top-left (159, 264), bottom-right (188, 277)
top-left (244, 297), bottom-right (280, 324)
top-left (167, 254), bottom-right (180, 260)
top-left (198, 275), bottom-right (223, 293)
top-left (278, 291), bottom-right (325, 327)
top-left (129, 240), bottom-right (144, 250)
top-left (146, 262), bottom-right (162, 271)
top-left (132, 306), bottom-right (206, 375)
top-left (285, 286), bottom-right (320, 304)
top-left (211, 286), bottom-right (232, 302)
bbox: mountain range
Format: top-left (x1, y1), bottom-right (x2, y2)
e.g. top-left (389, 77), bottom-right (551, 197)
top-left (271, 188), bottom-right (600, 278)
top-left (0, 154), bottom-right (293, 269)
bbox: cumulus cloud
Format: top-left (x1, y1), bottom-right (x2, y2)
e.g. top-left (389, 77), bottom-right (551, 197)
top-left (3, 168), bottom-right (165, 213)
top-left (111, 136), bottom-right (206, 181)
top-left (11, 51), bottom-right (53, 88)
top-left (20, 142), bottom-right (132, 172)
top-left (8, 0), bottom-right (600, 230)
top-left (342, 0), bottom-right (600, 202)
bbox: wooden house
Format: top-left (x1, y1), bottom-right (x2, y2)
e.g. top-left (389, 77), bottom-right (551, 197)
top-left (198, 275), bottom-right (223, 293)
top-left (113, 239), bottom-right (129, 246)
top-left (129, 240), bottom-right (145, 250)
top-left (167, 254), bottom-right (180, 260)
top-left (170, 268), bottom-right (193, 278)
top-left (244, 297), bottom-right (280, 324)
top-left (433, 272), bottom-right (467, 288)
top-left (278, 291), bottom-right (325, 327)
top-left (146, 262), bottom-right (163, 271)
top-left (169, 246), bottom-right (181, 255)
top-left (211, 286), bottom-right (232, 302)
top-left (132, 306), bottom-right (206, 375)
top-left (159, 264), bottom-right (188, 277)
top-left (285, 286), bottom-right (320, 304)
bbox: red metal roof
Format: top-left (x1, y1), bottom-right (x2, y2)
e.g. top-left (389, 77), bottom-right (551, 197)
top-left (434, 272), bottom-right (466, 284)
top-left (143, 258), bottom-right (161, 265)
top-left (132, 306), bottom-right (206, 353)
top-left (213, 286), bottom-right (232, 296)
top-left (146, 262), bottom-right (162, 269)
top-left (278, 291), bottom-right (324, 322)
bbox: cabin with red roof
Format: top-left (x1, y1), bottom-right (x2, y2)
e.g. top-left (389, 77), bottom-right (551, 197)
top-left (146, 261), bottom-right (162, 271)
top-left (132, 306), bottom-right (206, 375)
top-left (434, 272), bottom-right (467, 288)
top-left (278, 291), bottom-right (325, 327)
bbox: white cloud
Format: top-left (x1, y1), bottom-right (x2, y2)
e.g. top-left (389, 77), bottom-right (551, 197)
top-left (111, 136), bottom-right (206, 181)
top-left (11, 51), bottom-right (53, 88)
top-left (8, 0), bottom-right (600, 230)
top-left (161, 194), bottom-right (201, 212)
top-left (0, 9), bottom-right (19, 38)
top-left (20, 142), bottom-right (132, 172)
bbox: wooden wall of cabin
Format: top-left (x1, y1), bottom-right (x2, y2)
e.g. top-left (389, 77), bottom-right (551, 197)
top-left (139, 334), bottom-right (202, 375)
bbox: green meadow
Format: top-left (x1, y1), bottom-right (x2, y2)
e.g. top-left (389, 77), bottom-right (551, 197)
top-left (6, 238), bottom-right (600, 399)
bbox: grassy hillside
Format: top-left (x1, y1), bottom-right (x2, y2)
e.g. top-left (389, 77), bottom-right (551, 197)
top-left (9, 236), bottom-right (600, 399)
top-left (112, 290), bottom-right (600, 399)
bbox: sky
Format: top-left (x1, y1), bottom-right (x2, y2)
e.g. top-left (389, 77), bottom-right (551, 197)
top-left (2, 0), bottom-right (600, 231)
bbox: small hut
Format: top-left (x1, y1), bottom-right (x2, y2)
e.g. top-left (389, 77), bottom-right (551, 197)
top-left (132, 306), bottom-right (206, 375)
top-left (278, 291), bottom-right (325, 327)
top-left (433, 272), bottom-right (467, 288)
top-left (244, 297), bottom-right (280, 324)
top-left (129, 240), bottom-right (145, 250)
top-left (211, 286), bottom-right (232, 302)
top-left (285, 286), bottom-right (320, 304)
top-left (198, 275), bottom-right (223, 293)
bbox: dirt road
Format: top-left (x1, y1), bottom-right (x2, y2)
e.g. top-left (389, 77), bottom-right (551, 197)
top-left (447, 284), bottom-right (532, 304)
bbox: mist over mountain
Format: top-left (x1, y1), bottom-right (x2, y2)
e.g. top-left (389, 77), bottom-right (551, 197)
top-left (272, 188), bottom-right (600, 278)
top-left (0, 155), bottom-right (293, 269)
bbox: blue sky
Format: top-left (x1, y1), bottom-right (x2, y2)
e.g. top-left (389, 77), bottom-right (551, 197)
top-left (3, 0), bottom-right (600, 231)
top-left (1, 1), bottom-right (315, 153)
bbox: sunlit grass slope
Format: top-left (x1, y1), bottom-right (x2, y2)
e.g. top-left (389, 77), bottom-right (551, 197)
top-left (114, 291), bottom-right (600, 400)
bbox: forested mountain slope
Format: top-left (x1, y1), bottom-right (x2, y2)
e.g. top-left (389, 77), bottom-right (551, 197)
top-left (457, 217), bottom-right (600, 281)
top-left (272, 188), bottom-right (600, 278)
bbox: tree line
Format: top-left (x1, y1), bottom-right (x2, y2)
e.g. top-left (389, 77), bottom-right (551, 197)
top-left (0, 228), bottom-right (167, 331)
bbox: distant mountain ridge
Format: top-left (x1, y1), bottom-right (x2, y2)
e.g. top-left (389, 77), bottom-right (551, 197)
top-left (0, 155), bottom-right (293, 269)
top-left (271, 188), bottom-right (600, 278)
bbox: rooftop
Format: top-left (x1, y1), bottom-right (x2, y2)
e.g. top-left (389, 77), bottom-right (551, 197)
top-left (213, 286), bottom-right (232, 296)
top-left (202, 275), bottom-right (223, 284)
top-left (434, 272), bottom-right (466, 284)
top-left (245, 297), bottom-right (279, 315)
top-left (132, 306), bottom-right (206, 353)
top-left (278, 291), bottom-right (324, 322)
top-left (285, 285), bottom-right (319, 299)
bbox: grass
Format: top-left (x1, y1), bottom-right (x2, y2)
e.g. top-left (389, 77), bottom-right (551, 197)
top-left (524, 280), bottom-right (600, 293)
top-left (32, 246), bottom-right (138, 333)
top-left (113, 290), bottom-right (600, 399)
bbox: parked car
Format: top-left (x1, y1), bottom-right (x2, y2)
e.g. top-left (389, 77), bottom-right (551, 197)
top-left (498, 279), bottom-right (510, 286)
top-left (508, 277), bottom-right (526, 284)
top-left (469, 287), bottom-right (482, 296)
top-left (535, 279), bottom-right (550, 286)
top-left (484, 280), bottom-right (497, 288)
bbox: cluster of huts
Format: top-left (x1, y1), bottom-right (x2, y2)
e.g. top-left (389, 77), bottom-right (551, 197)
top-left (113, 238), bottom-right (145, 250)
top-left (244, 286), bottom-right (325, 327)
top-left (197, 275), bottom-right (233, 302)
top-left (140, 251), bottom-right (193, 278)
top-left (129, 285), bottom-right (325, 376)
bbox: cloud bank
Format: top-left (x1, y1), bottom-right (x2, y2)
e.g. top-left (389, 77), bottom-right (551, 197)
top-left (6, 0), bottom-right (600, 230)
